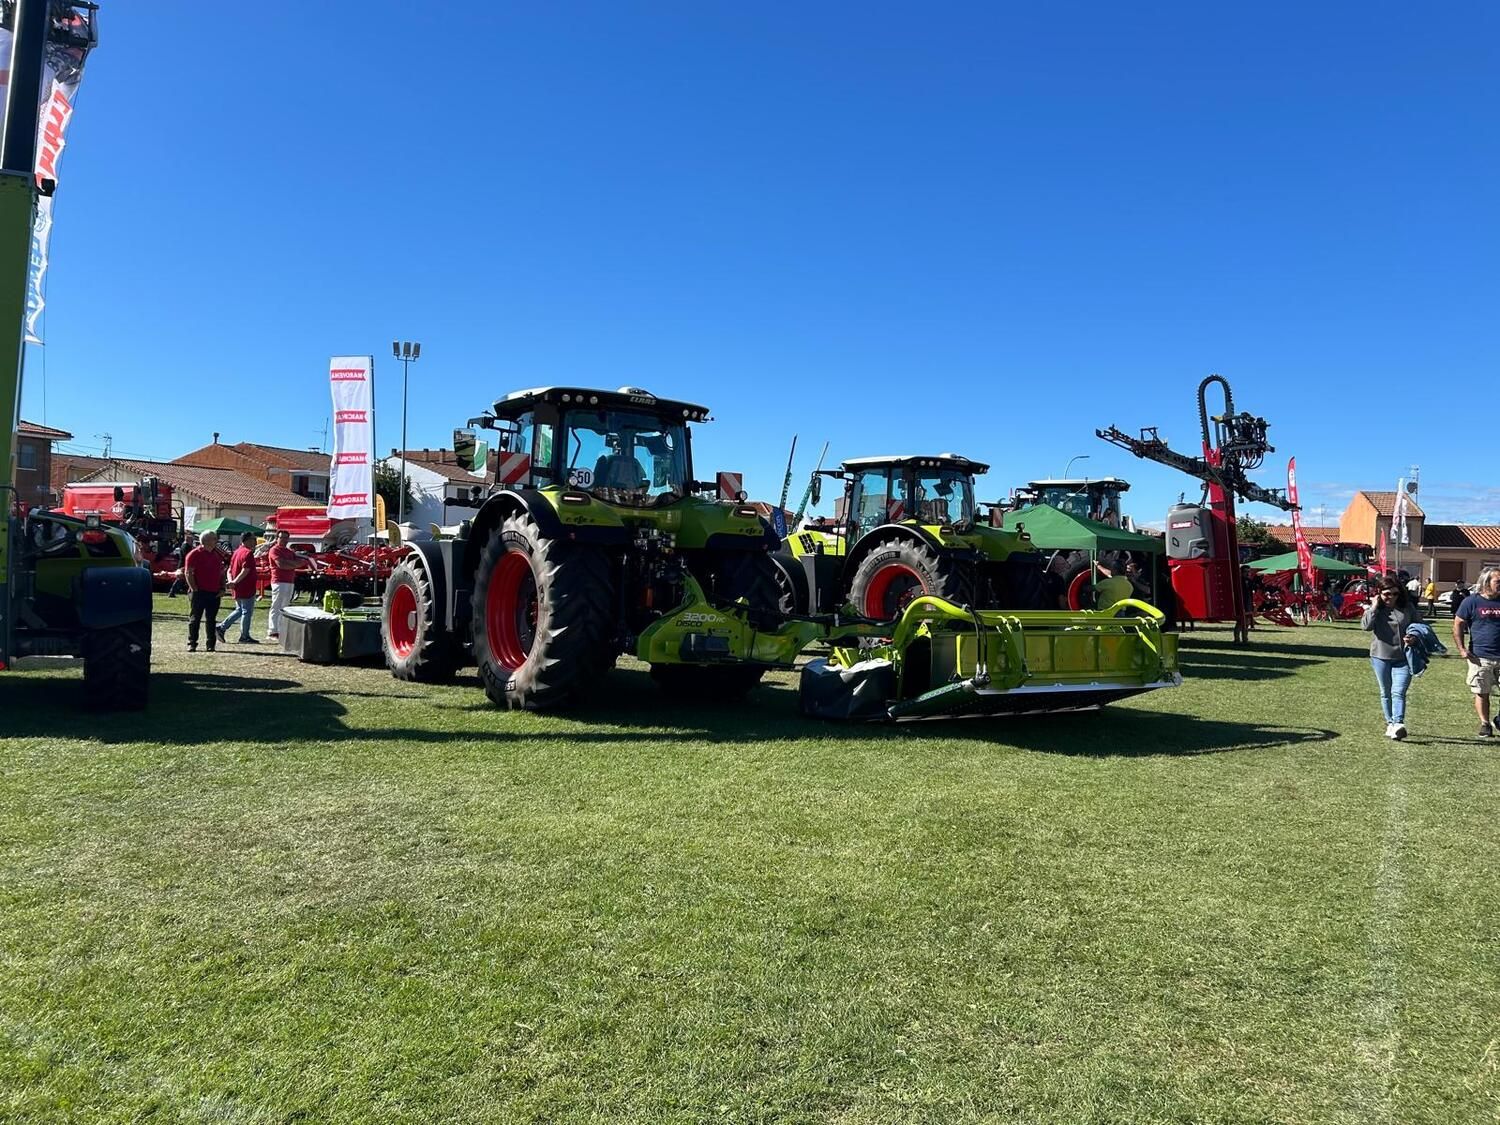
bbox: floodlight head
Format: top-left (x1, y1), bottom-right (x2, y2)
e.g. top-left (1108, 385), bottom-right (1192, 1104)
top-left (412, 342), bottom-right (421, 359)
top-left (391, 341), bottom-right (400, 357)
top-left (402, 342), bottom-right (412, 358)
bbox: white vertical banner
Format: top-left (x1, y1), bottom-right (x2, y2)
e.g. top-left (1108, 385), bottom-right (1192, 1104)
top-left (328, 356), bottom-right (374, 519)
top-left (0, 8), bottom-right (98, 345)
top-left (1392, 478), bottom-right (1409, 545)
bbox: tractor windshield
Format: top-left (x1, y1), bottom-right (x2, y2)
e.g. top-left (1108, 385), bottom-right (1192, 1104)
top-left (1035, 484), bottom-right (1122, 526)
top-left (561, 409), bottom-right (689, 507)
top-left (905, 469), bottom-right (974, 527)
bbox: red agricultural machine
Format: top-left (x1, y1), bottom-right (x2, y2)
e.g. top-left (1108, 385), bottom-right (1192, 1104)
top-left (60, 476), bottom-right (181, 587)
top-left (1098, 374), bottom-right (1296, 643)
top-left (258, 506), bottom-right (401, 599)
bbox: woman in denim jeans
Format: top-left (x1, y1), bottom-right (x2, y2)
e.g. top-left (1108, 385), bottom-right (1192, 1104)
top-left (1361, 576), bottom-right (1422, 740)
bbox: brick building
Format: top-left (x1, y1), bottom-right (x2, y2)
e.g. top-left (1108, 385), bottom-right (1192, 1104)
top-left (174, 435), bottom-right (331, 503)
top-left (14, 420), bottom-right (71, 508)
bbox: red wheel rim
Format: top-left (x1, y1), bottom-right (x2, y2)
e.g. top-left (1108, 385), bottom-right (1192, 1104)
top-left (1066, 568), bottom-right (1091, 610)
top-left (485, 549), bottom-right (538, 670)
top-left (863, 562), bottom-right (925, 619)
top-left (388, 582), bottom-right (419, 658)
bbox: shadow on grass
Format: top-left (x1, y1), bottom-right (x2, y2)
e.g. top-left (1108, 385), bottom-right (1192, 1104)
top-left (1176, 651), bottom-right (1324, 682)
top-left (1, 666), bottom-right (1336, 760)
top-left (1179, 636), bottom-right (1363, 660)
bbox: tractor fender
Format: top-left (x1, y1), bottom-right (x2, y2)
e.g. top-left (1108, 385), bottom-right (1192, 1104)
top-left (462, 490), bottom-right (629, 593)
top-left (75, 565), bottom-right (153, 630)
top-left (399, 540), bottom-right (452, 635)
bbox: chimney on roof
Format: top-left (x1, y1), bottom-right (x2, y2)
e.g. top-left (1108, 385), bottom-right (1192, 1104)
top-left (212, 432), bottom-right (219, 444)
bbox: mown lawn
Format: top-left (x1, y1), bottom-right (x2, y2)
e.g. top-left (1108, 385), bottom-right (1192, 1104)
top-left (2, 598), bottom-right (1497, 1123)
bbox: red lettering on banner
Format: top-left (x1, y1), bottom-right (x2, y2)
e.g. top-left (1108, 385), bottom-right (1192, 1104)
top-left (35, 90), bottom-right (71, 181)
top-left (335, 453), bottom-right (366, 466)
top-left (330, 369), bottom-right (367, 381)
top-left (330, 493), bottom-right (367, 506)
top-left (334, 410), bottom-right (367, 423)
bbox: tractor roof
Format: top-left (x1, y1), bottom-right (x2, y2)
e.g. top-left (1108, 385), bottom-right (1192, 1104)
top-left (492, 386), bottom-right (711, 422)
top-left (840, 454), bottom-right (989, 475)
top-left (1027, 477), bottom-right (1131, 491)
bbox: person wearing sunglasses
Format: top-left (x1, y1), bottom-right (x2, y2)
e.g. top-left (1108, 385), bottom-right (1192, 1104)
top-left (1361, 576), bottom-right (1423, 740)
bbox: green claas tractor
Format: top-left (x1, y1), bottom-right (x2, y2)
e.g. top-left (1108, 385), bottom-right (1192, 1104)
top-left (772, 454), bottom-right (1044, 619)
top-left (0, 4), bottom-right (148, 709)
top-left (380, 391), bottom-right (1183, 718)
top-left (381, 386), bottom-right (782, 708)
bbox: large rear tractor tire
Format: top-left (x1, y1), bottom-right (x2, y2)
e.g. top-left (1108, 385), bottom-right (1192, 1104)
top-left (83, 621), bottom-right (150, 711)
top-left (470, 513), bottom-right (615, 710)
top-left (656, 550), bottom-right (783, 700)
top-left (383, 557), bottom-right (458, 683)
top-left (847, 537), bottom-right (975, 621)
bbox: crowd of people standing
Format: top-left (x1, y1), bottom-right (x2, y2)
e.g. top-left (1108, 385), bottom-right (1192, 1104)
top-left (178, 529), bottom-right (308, 651)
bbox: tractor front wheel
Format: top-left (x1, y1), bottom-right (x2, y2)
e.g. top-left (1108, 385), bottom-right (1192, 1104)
top-left (383, 557), bottom-right (458, 683)
top-left (83, 621), bottom-right (150, 711)
top-left (847, 538), bottom-right (974, 621)
top-left (470, 513), bottom-right (614, 710)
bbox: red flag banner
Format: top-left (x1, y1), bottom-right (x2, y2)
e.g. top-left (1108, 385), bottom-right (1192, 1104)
top-left (1286, 458), bottom-right (1318, 591)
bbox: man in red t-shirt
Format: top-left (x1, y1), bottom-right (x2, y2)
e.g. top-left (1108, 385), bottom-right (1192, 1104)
top-left (183, 530), bottom-right (226, 651)
top-left (215, 531), bottom-right (261, 645)
top-left (266, 529), bottom-right (305, 640)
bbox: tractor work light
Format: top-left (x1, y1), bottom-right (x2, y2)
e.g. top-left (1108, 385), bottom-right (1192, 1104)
top-left (560, 492), bottom-right (590, 505)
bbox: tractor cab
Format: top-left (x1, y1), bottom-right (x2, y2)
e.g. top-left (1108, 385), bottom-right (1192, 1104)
top-left (1014, 477), bottom-right (1132, 529)
top-left (478, 386), bottom-right (708, 509)
top-left (840, 454), bottom-right (980, 542)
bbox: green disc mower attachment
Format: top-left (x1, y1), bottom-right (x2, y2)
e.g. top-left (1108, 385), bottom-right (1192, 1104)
top-left (637, 578), bottom-right (1181, 722)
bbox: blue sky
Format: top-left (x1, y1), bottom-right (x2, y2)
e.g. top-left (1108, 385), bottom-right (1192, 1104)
top-left (23, 1), bottom-right (1500, 526)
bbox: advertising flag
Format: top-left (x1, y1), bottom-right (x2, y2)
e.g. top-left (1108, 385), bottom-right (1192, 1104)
top-left (328, 356), bottom-right (374, 519)
top-left (1286, 458), bottom-right (1317, 592)
top-left (1393, 479), bottom-right (1410, 546)
top-left (0, 7), bottom-right (98, 345)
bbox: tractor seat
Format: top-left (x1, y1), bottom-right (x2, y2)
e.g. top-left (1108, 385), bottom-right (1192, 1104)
top-left (593, 454), bottom-right (648, 491)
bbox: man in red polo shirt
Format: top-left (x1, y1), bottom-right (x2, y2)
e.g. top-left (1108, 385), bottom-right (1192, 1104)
top-left (216, 531), bottom-right (261, 645)
top-left (266, 529), bottom-right (305, 640)
top-left (183, 530), bottom-right (226, 652)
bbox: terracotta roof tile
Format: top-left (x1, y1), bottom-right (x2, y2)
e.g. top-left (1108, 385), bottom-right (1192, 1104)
top-left (391, 453), bottom-right (486, 484)
top-left (79, 459), bottom-right (305, 508)
top-left (18, 419), bottom-right (72, 440)
top-left (1266, 524), bottom-right (1342, 545)
top-left (1424, 524), bottom-right (1500, 551)
top-left (234, 442), bottom-right (330, 472)
top-left (1357, 490), bottom-right (1426, 518)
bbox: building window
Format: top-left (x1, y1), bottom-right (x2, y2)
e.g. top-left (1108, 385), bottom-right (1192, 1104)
top-left (1437, 560), bottom-right (1465, 583)
top-left (16, 442), bottom-right (37, 470)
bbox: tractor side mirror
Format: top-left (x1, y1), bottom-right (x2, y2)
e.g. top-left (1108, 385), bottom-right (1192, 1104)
top-left (811, 477), bottom-right (822, 506)
top-left (453, 429), bottom-right (488, 474)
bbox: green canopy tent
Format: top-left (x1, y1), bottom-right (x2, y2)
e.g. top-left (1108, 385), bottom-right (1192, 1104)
top-left (1247, 551), bottom-right (1364, 575)
top-left (999, 504), bottom-right (1164, 555)
top-left (998, 505), bottom-right (1164, 607)
top-left (191, 516), bottom-right (264, 539)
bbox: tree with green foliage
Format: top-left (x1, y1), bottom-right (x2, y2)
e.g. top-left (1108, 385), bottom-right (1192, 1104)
top-left (373, 461), bottom-right (416, 521)
top-left (1236, 514), bottom-right (1280, 551)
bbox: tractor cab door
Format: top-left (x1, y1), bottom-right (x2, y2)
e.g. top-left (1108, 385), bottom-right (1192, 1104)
top-left (494, 411), bottom-right (555, 489)
top-left (846, 467), bottom-right (898, 546)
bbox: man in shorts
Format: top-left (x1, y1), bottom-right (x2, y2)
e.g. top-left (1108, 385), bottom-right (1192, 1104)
top-left (1454, 567), bottom-right (1500, 738)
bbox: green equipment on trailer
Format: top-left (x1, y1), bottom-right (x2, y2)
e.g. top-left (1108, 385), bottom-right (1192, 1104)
top-left (0, 3), bottom-right (148, 709)
top-left (771, 454), bottom-right (1044, 620)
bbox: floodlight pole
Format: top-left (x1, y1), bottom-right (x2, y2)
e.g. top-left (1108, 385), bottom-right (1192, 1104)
top-left (391, 340), bottom-right (421, 526)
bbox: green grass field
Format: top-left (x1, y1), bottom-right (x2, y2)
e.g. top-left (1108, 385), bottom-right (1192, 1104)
top-left (2, 597), bottom-right (1497, 1123)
